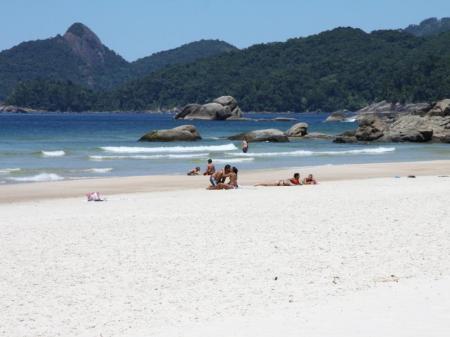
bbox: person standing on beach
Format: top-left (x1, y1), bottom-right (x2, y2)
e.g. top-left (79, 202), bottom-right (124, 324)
top-left (242, 138), bottom-right (249, 153)
top-left (203, 159), bottom-right (216, 176)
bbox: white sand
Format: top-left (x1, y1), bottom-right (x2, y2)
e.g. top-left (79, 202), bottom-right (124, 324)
top-left (1, 176), bottom-right (450, 336)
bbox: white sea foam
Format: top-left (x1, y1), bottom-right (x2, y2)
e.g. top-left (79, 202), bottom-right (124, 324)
top-left (100, 144), bottom-right (237, 154)
top-left (213, 158), bottom-right (255, 164)
top-left (9, 173), bottom-right (64, 182)
top-left (0, 168), bottom-right (21, 174)
top-left (229, 147), bottom-right (396, 158)
top-left (41, 150), bottom-right (66, 157)
top-left (83, 168), bottom-right (113, 173)
top-left (90, 153), bottom-right (209, 161)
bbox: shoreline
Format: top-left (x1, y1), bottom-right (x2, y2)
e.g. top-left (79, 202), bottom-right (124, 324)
top-left (2, 159), bottom-right (450, 203)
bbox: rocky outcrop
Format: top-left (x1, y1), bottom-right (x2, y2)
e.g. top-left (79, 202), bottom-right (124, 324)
top-left (357, 101), bottom-right (432, 116)
top-left (229, 129), bottom-right (289, 142)
top-left (302, 132), bottom-right (334, 140)
top-left (175, 96), bottom-right (242, 120)
top-left (139, 125), bottom-right (201, 142)
top-left (333, 99), bottom-right (450, 143)
top-left (427, 99), bottom-right (450, 116)
top-left (285, 122), bottom-right (309, 137)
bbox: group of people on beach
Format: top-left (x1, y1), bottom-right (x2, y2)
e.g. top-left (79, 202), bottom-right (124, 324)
top-left (188, 158), bottom-right (317, 189)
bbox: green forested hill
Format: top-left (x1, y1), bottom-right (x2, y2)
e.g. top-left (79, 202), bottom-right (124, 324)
top-left (404, 17), bottom-right (450, 37)
top-left (0, 23), bottom-right (237, 100)
top-left (6, 25), bottom-right (450, 112)
top-left (98, 28), bottom-right (450, 112)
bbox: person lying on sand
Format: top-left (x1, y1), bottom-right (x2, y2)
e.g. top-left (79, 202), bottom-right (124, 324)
top-left (187, 167), bottom-right (201, 176)
top-left (209, 164), bottom-right (231, 187)
top-left (303, 174), bottom-right (318, 185)
top-left (256, 173), bottom-right (302, 186)
top-left (203, 159), bottom-right (216, 176)
top-left (208, 166), bottom-right (239, 190)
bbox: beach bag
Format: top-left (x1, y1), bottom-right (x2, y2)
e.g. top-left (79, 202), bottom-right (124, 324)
top-left (86, 192), bottom-right (105, 202)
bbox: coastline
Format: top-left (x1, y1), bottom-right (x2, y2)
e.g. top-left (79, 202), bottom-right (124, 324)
top-left (2, 159), bottom-right (450, 203)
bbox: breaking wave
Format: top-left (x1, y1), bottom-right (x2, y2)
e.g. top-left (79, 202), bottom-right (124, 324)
top-left (229, 147), bottom-right (396, 158)
top-left (83, 168), bottom-right (113, 173)
top-left (9, 173), bottom-right (64, 182)
top-left (41, 150), bottom-right (66, 157)
top-left (0, 168), bottom-right (21, 174)
top-left (90, 153), bottom-right (209, 161)
top-left (213, 158), bottom-right (255, 163)
top-left (100, 143), bottom-right (237, 154)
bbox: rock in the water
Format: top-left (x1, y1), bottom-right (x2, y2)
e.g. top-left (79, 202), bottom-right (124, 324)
top-left (334, 130), bottom-right (357, 143)
top-left (384, 115), bottom-right (434, 142)
top-left (176, 96), bottom-right (242, 120)
top-left (325, 110), bottom-right (350, 122)
top-left (302, 132), bottom-right (334, 140)
top-left (0, 105), bottom-right (37, 113)
top-left (229, 129), bottom-right (289, 142)
top-left (272, 117), bottom-right (298, 122)
top-left (139, 125), bottom-right (201, 142)
top-left (427, 99), bottom-right (450, 116)
top-left (285, 122), bottom-right (309, 137)
top-left (355, 115), bottom-right (386, 141)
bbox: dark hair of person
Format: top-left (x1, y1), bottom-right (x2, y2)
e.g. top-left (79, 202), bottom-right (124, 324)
top-left (196, 167), bottom-right (201, 170)
top-left (294, 173), bottom-right (300, 179)
top-left (232, 166), bottom-right (238, 174)
top-left (208, 159), bottom-right (212, 163)
top-left (224, 164), bottom-right (231, 170)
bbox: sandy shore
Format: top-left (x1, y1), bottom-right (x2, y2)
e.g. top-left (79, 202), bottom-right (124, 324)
top-left (1, 172), bottom-right (450, 336)
top-left (1, 160), bottom-right (450, 203)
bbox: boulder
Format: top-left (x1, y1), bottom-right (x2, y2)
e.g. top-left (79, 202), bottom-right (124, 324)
top-left (333, 130), bottom-right (357, 143)
top-left (427, 99), bottom-right (450, 116)
top-left (302, 132), bottom-right (334, 140)
top-left (325, 110), bottom-right (349, 122)
top-left (357, 101), bottom-right (431, 116)
top-left (355, 115), bottom-right (387, 141)
top-left (0, 105), bottom-right (37, 113)
top-left (176, 96), bottom-right (242, 120)
top-left (285, 122), bottom-right (309, 137)
top-left (383, 115), bottom-right (433, 142)
top-left (139, 125), bottom-right (201, 142)
top-left (229, 129), bottom-right (289, 142)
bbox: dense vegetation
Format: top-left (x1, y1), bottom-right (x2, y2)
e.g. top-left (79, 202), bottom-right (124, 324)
top-left (404, 17), bottom-right (450, 37)
top-left (7, 80), bottom-right (97, 112)
top-left (6, 21), bottom-right (450, 112)
top-left (0, 23), bottom-right (237, 99)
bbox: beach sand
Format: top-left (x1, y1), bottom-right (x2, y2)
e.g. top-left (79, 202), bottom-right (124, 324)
top-left (1, 161), bottom-right (450, 336)
top-left (1, 160), bottom-right (450, 203)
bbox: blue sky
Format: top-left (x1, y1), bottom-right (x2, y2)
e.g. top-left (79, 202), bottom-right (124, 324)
top-left (2, 0), bottom-right (450, 61)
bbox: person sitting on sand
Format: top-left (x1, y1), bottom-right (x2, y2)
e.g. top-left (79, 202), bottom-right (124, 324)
top-left (303, 174), bottom-right (317, 185)
top-left (209, 164), bottom-right (231, 187)
top-left (187, 167), bottom-right (201, 176)
top-left (256, 173), bottom-right (302, 186)
top-left (203, 159), bottom-right (216, 176)
top-left (209, 166), bottom-right (239, 190)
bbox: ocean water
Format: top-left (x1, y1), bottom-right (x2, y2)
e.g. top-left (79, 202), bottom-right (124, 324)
top-left (1, 112), bottom-right (450, 183)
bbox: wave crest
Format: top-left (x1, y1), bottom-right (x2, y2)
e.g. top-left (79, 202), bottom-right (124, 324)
top-left (100, 144), bottom-right (237, 154)
top-left (90, 153), bottom-right (209, 161)
top-left (41, 150), bottom-right (66, 157)
top-left (9, 173), bottom-right (64, 182)
top-left (229, 147), bottom-right (396, 158)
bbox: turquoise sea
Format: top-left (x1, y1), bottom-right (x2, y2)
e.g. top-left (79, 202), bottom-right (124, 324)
top-left (1, 112), bottom-right (450, 184)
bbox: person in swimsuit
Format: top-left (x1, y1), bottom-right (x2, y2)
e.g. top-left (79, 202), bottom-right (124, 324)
top-left (255, 173), bottom-right (302, 186)
top-left (303, 174), bottom-right (317, 185)
top-left (209, 164), bottom-right (231, 187)
top-left (242, 138), bottom-right (249, 153)
top-left (203, 159), bottom-right (216, 176)
top-left (209, 166), bottom-right (239, 190)
top-left (187, 167), bottom-right (201, 176)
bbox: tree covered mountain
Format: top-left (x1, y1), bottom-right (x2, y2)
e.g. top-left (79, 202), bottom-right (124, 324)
top-left (0, 23), bottom-right (237, 100)
top-left (6, 20), bottom-right (450, 112)
top-left (404, 17), bottom-right (450, 37)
